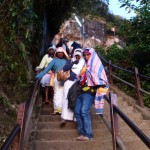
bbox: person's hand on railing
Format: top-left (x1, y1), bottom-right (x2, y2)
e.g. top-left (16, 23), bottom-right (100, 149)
top-left (35, 72), bottom-right (42, 80)
top-left (35, 67), bottom-right (42, 75)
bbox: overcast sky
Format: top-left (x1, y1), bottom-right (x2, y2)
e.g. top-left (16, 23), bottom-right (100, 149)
top-left (109, 0), bottom-right (136, 19)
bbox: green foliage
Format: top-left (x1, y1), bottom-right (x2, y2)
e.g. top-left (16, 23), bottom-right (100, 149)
top-left (118, 0), bottom-right (150, 73)
top-left (0, 97), bottom-right (16, 147)
top-left (115, 0), bottom-right (150, 107)
top-left (95, 46), bottom-right (106, 56)
top-left (0, 0), bottom-right (41, 86)
top-left (0, 97), bottom-right (17, 115)
top-left (71, 0), bottom-right (109, 16)
top-left (106, 44), bottom-right (132, 68)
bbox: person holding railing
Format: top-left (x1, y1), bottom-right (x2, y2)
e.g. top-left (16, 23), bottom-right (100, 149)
top-left (35, 44), bottom-right (56, 104)
top-left (36, 47), bottom-right (70, 115)
top-left (74, 47), bottom-right (109, 141)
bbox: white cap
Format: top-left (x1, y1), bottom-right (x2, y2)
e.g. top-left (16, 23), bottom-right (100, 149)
top-left (74, 48), bottom-right (83, 53)
top-left (74, 51), bottom-right (82, 57)
top-left (56, 47), bottom-right (64, 53)
top-left (74, 48), bottom-right (83, 57)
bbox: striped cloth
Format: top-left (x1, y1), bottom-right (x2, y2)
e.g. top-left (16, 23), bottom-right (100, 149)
top-left (84, 48), bottom-right (109, 114)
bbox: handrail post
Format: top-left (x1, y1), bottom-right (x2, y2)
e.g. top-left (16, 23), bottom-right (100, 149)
top-left (111, 94), bottom-right (120, 138)
top-left (109, 93), bottom-right (117, 150)
top-left (17, 103), bottom-right (26, 150)
top-left (108, 60), bottom-right (113, 84)
top-left (134, 67), bottom-right (144, 107)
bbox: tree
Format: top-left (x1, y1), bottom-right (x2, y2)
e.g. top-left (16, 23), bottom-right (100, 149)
top-left (118, 0), bottom-right (150, 73)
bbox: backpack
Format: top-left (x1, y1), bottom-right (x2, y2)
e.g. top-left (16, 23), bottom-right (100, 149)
top-left (67, 81), bottom-right (81, 110)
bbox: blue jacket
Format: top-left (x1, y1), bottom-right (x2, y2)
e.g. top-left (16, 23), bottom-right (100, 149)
top-left (36, 58), bottom-right (67, 79)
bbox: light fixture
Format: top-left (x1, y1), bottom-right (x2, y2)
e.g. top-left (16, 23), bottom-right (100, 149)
top-left (73, 13), bottom-right (82, 27)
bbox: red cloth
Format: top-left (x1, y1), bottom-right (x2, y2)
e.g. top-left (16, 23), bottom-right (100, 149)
top-left (80, 73), bottom-right (87, 86)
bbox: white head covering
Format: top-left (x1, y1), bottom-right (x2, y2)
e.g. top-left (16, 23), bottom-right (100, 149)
top-left (71, 48), bottom-right (85, 76)
top-left (48, 44), bottom-right (56, 51)
top-left (72, 48), bottom-right (83, 61)
top-left (56, 47), bottom-right (64, 53)
top-left (55, 47), bottom-right (70, 59)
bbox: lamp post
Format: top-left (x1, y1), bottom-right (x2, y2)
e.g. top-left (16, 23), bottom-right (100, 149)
top-left (82, 18), bottom-right (85, 46)
top-left (73, 14), bottom-right (85, 47)
top-left (74, 14), bottom-right (82, 27)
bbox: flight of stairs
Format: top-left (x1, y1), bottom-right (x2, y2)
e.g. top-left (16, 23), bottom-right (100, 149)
top-left (31, 102), bottom-right (113, 150)
top-left (103, 94), bottom-right (150, 150)
top-left (30, 90), bottom-right (150, 150)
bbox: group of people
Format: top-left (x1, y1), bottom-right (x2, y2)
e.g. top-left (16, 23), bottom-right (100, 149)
top-left (36, 38), bottom-right (109, 141)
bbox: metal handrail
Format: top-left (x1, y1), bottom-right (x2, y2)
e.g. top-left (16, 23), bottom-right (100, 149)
top-left (1, 124), bottom-right (21, 150)
top-left (140, 88), bottom-right (150, 96)
top-left (104, 95), bottom-right (150, 149)
top-left (99, 55), bottom-right (108, 63)
top-left (0, 80), bottom-right (40, 150)
top-left (112, 64), bottom-right (134, 74)
top-left (99, 55), bottom-right (150, 107)
top-left (112, 74), bottom-right (136, 88)
top-left (138, 73), bottom-right (150, 80)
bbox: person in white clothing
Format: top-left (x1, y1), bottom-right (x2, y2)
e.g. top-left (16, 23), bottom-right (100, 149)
top-left (36, 44), bottom-right (56, 104)
top-left (61, 48), bottom-right (85, 126)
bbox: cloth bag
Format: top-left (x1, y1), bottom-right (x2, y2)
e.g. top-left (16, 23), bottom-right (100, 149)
top-left (57, 70), bottom-right (70, 81)
top-left (67, 81), bottom-right (81, 110)
top-left (50, 72), bottom-right (55, 87)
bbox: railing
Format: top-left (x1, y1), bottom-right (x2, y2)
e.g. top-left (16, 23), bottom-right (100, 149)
top-left (0, 124), bottom-right (21, 150)
top-left (0, 80), bottom-right (40, 150)
top-left (101, 93), bottom-right (150, 150)
top-left (99, 55), bottom-right (150, 108)
top-left (1, 55), bottom-right (150, 150)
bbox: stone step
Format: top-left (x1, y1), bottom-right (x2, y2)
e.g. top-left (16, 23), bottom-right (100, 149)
top-left (41, 103), bottom-right (53, 109)
top-left (118, 106), bottom-right (134, 113)
top-left (32, 140), bottom-right (113, 150)
top-left (103, 112), bottom-right (143, 125)
top-left (120, 128), bottom-right (150, 141)
top-left (123, 140), bottom-right (149, 150)
top-left (39, 115), bottom-right (61, 122)
top-left (118, 112), bottom-right (143, 124)
top-left (120, 120), bottom-right (150, 131)
top-left (117, 97), bottom-right (128, 105)
top-left (36, 129), bottom-right (111, 141)
top-left (39, 113), bottom-right (104, 122)
top-left (37, 121), bottom-right (77, 130)
top-left (41, 109), bottom-right (53, 115)
top-left (37, 120), bottom-right (106, 130)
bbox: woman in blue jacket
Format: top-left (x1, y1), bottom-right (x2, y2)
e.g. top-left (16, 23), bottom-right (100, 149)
top-left (36, 47), bottom-right (69, 114)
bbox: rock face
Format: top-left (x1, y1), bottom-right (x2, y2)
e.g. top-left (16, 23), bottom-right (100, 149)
top-left (104, 35), bottom-right (119, 48)
top-left (52, 19), bottom-right (119, 48)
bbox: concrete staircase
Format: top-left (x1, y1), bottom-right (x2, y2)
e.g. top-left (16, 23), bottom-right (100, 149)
top-left (103, 93), bottom-right (150, 150)
top-left (30, 89), bottom-right (150, 150)
top-left (31, 103), bottom-right (113, 150)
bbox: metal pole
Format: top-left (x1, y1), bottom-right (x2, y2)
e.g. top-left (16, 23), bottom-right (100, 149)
top-left (109, 93), bottom-right (117, 150)
top-left (82, 18), bottom-right (85, 47)
top-left (134, 67), bottom-right (144, 107)
top-left (108, 60), bottom-right (113, 84)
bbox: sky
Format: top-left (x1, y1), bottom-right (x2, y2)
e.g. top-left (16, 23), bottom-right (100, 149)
top-left (109, 0), bottom-right (136, 19)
